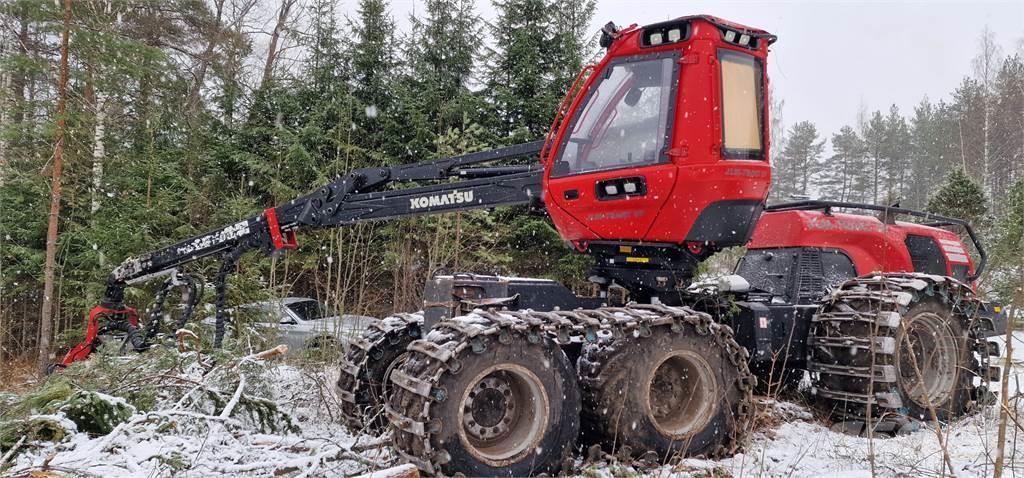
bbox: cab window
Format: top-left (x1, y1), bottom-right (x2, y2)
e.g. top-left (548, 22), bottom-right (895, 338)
top-left (552, 54), bottom-right (679, 177)
top-left (719, 50), bottom-right (764, 159)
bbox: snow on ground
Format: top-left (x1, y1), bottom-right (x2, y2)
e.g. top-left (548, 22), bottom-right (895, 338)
top-left (639, 330), bottom-right (1024, 478)
top-left (2, 359), bottom-right (398, 477)
top-left (3, 332), bottom-right (1023, 478)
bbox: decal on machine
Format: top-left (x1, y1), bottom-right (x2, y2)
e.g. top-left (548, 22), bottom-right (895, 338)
top-left (585, 210), bottom-right (646, 222)
top-left (805, 217), bottom-right (884, 233)
top-left (409, 190), bottom-right (475, 210)
top-left (176, 221), bottom-right (251, 256)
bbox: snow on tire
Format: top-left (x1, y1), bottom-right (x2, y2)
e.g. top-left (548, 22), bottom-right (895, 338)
top-left (336, 313), bottom-right (423, 431)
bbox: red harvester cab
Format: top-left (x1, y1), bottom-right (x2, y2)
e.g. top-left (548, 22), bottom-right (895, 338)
top-left (542, 16), bottom-right (774, 252)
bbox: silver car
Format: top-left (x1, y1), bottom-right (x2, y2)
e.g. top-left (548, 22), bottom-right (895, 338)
top-left (204, 297), bottom-right (377, 353)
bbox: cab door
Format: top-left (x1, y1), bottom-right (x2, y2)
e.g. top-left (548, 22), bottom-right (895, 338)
top-left (546, 53), bottom-right (680, 241)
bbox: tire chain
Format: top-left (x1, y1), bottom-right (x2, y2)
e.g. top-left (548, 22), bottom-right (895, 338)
top-left (337, 312), bottom-right (423, 430)
top-left (384, 304), bottom-right (755, 476)
top-left (808, 272), bottom-right (996, 428)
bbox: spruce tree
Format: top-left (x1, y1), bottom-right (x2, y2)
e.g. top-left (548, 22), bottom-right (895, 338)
top-left (350, 0), bottom-right (400, 157)
top-left (405, 0), bottom-right (482, 141)
top-left (548, 0), bottom-right (597, 107)
top-left (991, 178), bottom-right (1024, 301)
top-left (926, 168), bottom-right (989, 226)
top-left (485, 0), bottom-right (555, 141)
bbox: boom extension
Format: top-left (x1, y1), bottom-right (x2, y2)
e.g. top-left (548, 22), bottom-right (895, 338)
top-left (67, 141), bottom-right (544, 363)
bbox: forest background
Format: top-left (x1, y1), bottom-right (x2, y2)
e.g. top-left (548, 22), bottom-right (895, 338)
top-left (0, 0), bottom-right (1021, 365)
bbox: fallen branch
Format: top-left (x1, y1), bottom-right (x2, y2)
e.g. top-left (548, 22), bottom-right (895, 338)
top-left (0, 435), bottom-right (26, 467)
top-left (352, 464), bottom-right (419, 478)
top-left (220, 375), bottom-right (247, 419)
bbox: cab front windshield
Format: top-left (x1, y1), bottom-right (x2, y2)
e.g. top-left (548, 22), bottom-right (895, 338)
top-left (552, 55), bottom-right (677, 177)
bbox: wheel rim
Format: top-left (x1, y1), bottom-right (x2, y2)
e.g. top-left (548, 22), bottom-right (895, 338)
top-left (646, 350), bottom-right (719, 438)
top-left (458, 364), bottom-right (549, 466)
top-left (380, 351), bottom-right (410, 401)
top-left (898, 311), bottom-right (959, 407)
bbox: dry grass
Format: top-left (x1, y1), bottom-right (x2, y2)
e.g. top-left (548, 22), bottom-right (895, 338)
top-left (0, 358), bottom-right (38, 394)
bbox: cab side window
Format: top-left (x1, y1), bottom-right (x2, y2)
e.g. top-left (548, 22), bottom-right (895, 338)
top-left (719, 50), bottom-right (764, 160)
top-left (904, 235), bottom-right (947, 275)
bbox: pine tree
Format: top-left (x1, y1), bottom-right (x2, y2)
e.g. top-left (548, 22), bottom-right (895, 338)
top-left (926, 168), bottom-right (989, 227)
top-left (774, 121), bottom-right (825, 198)
top-left (950, 78), bottom-right (987, 182)
top-left (822, 126), bottom-right (867, 202)
top-left (881, 105), bottom-right (911, 203)
top-left (989, 55), bottom-right (1024, 210)
top-left (908, 99), bottom-right (939, 209)
top-left (862, 111), bottom-right (887, 204)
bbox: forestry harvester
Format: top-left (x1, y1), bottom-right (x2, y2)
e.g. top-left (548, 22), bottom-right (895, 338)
top-left (62, 15), bottom-right (1007, 476)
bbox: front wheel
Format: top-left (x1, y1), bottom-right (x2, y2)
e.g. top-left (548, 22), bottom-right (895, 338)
top-left (388, 315), bottom-right (580, 477)
top-left (336, 313), bottom-right (422, 430)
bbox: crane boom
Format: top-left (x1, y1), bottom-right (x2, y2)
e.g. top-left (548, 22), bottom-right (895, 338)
top-left (106, 141), bottom-right (544, 297)
top-left (55, 141), bottom-right (546, 367)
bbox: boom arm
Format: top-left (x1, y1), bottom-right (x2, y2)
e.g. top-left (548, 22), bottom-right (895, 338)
top-left (102, 141), bottom-right (545, 307)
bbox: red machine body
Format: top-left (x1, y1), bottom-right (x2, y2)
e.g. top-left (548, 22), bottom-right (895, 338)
top-left (748, 210), bottom-right (977, 282)
top-left (542, 16), bottom-right (773, 251)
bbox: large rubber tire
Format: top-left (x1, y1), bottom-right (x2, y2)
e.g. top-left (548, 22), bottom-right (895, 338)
top-left (389, 323), bottom-right (581, 477)
top-left (808, 274), bottom-right (991, 431)
top-left (337, 314), bottom-right (422, 431)
top-left (579, 325), bottom-right (746, 459)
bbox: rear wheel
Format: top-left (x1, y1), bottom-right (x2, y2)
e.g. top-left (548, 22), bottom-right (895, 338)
top-left (808, 274), bottom-right (992, 433)
top-left (579, 320), bottom-right (750, 459)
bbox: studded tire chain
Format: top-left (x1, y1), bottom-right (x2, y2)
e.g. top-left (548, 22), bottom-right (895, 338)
top-left (336, 312), bottom-right (424, 430)
top-left (807, 272), bottom-right (998, 432)
top-left (359, 304), bottom-right (754, 476)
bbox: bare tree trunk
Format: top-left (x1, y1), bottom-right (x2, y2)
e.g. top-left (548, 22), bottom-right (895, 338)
top-left (973, 26), bottom-right (1003, 209)
top-left (259, 0), bottom-right (296, 90)
top-left (186, 0), bottom-right (226, 116)
top-left (9, 17), bottom-right (28, 125)
top-left (38, 0), bottom-right (73, 373)
top-left (0, 19), bottom-right (10, 365)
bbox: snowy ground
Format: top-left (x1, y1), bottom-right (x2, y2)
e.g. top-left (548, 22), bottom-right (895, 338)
top-left (2, 332), bottom-right (1023, 478)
